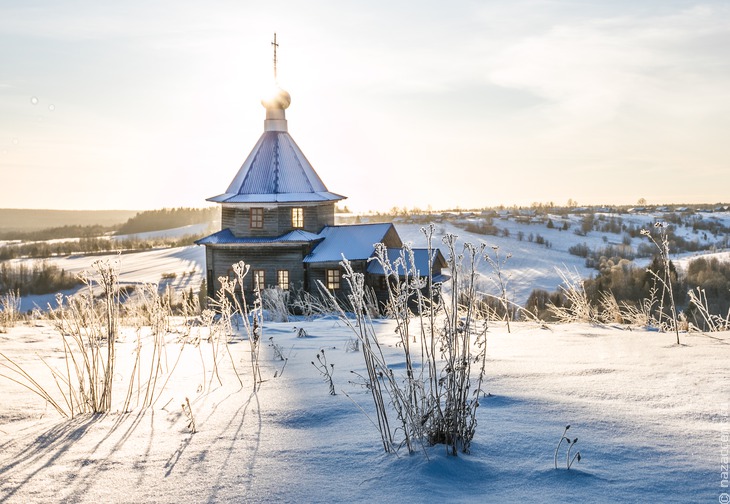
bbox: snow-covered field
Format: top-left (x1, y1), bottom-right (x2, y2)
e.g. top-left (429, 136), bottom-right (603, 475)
top-left (1, 214), bottom-right (730, 502)
top-left (0, 318), bottom-right (727, 503)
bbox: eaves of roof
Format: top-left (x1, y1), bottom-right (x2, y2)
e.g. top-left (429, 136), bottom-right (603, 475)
top-left (196, 228), bottom-right (323, 246)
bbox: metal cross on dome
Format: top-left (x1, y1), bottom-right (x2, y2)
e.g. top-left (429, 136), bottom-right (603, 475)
top-left (272, 33), bottom-right (279, 82)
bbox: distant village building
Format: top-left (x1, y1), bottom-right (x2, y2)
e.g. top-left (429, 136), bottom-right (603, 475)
top-left (197, 39), bottom-right (446, 306)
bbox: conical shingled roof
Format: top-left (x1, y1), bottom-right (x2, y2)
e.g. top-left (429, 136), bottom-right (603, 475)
top-left (208, 88), bottom-right (344, 204)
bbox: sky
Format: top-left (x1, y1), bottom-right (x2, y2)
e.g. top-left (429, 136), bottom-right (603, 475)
top-left (0, 0), bottom-right (728, 212)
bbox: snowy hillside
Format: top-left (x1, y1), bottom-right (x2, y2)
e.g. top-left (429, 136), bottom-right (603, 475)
top-left (14, 246), bottom-right (205, 312)
top-left (394, 210), bottom-right (730, 305)
top-left (112, 222), bottom-right (213, 241)
top-left (0, 318), bottom-right (726, 503)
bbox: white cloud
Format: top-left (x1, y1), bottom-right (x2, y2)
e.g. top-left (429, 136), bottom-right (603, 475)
top-left (489, 5), bottom-right (730, 129)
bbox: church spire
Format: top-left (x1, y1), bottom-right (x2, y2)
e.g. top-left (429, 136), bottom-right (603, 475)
top-left (262, 32), bottom-right (290, 132)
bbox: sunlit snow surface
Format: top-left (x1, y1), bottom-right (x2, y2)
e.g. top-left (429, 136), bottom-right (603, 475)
top-left (0, 319), bottom-right (727, 503)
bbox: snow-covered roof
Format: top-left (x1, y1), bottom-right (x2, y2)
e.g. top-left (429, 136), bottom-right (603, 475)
top-left (303, 223), bottom-right (395, 263)
top-left (208, 87), bottom-right (344, 204)
top-left (366, 248), bottom-right (447, 276)
top-left (196, 228), bottom-right (322, 246)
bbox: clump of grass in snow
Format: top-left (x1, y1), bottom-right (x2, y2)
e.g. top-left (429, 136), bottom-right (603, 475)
top-left (290, 288), bottom-right (330, 320)
top-left (549, 268), bottom-right (597, 324)
top-left (554, 425), bottom-right (582, 470)
top-left (597, 290), bottom-right (624, 324)
top-left (261, 287), bottom-right (289, 323)
top-left (0, 290), bottom-right (21, 333)
top-left (311, 348), bottom-right (336, 395)
top-left (182, 397), bottom-right (196, 433)
top-left (293, 326), bottom-right (308, 338)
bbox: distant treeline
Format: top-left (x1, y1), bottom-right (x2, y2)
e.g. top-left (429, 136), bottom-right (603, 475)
top-left (0, 261), bottom-right (81, 296)
top-left (0, 224), bottom-right (115, 241)
top-left (0, 234), bottom-right (205, 261)
top-left (0, 209), bottom-right (137, 234)
top-left (0, 207), bottom-right (219, 241)
top-left (116, 207), bottom-right (219, 235)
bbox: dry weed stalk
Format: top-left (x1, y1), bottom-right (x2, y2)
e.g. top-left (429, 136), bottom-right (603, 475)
top-left (484, 245), bottom-right (513, 332)
top-left (549, 268), bottom-right (597, 323)
top-left (210, 261), bottom-right (257, 390)
top-left (687, 287), bottom-right (730, 332)
top-left (182, 396), bottom-right (197, 433)
top-left (311, 349), bottom-right (336, 395)
top-left (640, 223), bottom-right (680, 343)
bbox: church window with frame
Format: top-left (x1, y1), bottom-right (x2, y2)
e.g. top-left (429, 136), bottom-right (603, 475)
top-left (291, 207), bottom-right (304, 228)
top-left (277, 270), bottom-right (289, 290)
top-left (326, 269), bottom-right (341, 290)
top-left (250, 207), bottom-right (264, 229)
top-left (253, 269), bottom-right (265, 290)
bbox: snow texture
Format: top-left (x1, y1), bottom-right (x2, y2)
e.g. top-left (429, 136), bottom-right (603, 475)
top-left (0, 320), bottom-right (727, 503)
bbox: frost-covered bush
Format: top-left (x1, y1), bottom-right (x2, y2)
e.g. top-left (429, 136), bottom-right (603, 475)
top-left (321, 226), bottom-right (490, 456)
top-left (261, 287), bottom-right (289, 322)
top-left (0, 290), bottom-right (21, 332)
top-left (0, 259), bottom-right (257, 421)
top-left (549, 268), bottom-right (597, 323)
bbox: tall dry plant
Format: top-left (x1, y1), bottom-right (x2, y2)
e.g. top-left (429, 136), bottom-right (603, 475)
top-left (1, 259), bottom-right (122, 418)
top-left (322, 227), bottom-right (490, 456)
top-left (210, 261), bottom-right (257, 390)
top-left (484, 245), bottom-right (513, 332)
top-left (1, 260), bottom-right (250, 420)
top-left (687, 287), bottom-right (730, 332)
top-left (641, 223), bottom-right (680, 344)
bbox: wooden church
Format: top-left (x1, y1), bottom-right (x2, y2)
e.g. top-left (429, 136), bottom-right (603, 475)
top-left (197, 38), bottom-right (446, 306)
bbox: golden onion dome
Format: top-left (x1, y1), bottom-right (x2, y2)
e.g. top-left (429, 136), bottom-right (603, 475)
top-left (261, 87), bottom-right (291, 110)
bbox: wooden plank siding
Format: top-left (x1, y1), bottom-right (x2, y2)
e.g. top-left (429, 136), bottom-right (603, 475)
top-left (206, 245), bottom-right (312, 301)
top-left (381, 225), bottom-right (404, 249)
top-left (306, 260), bottom-right (368, 305)
top-left (221, 203), bottom-right (335, 238)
